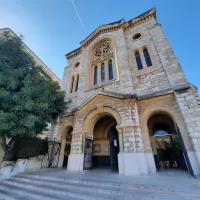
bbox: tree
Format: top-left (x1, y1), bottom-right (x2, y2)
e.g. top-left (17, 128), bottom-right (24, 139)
top-left (0, 31), bottom-right (65, 162)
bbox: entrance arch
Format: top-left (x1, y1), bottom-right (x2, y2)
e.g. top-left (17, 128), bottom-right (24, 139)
top-left (140, 105), bottom-right (192, 174)
top-left (92, 115), bottom-right (119, 171)
top-left (83, 106), bottom-right (121, 172)
top-left (58, 125), bottom-right (73, 168)
top-left (83, 106), bottom-right (121, 135)
top-left (62, 126), bottom-right (73, 167)
top-left (148, 114), bottom-right (187, 170)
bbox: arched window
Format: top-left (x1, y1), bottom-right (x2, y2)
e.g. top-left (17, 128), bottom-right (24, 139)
top-left (108, 60), bottom-right (114, 80)
top-left (94, 66), bottom-right (98, 86)
top-left (143, 48), bottom-right (152, 67)
top-left (75, 75), bottom-right (79, 92)
top-left (101, 63), bottom-right (105, 83)
top-left (135, 51), bottom-right (143, 70)
top-left (70, 76), bottom-right (74, 93)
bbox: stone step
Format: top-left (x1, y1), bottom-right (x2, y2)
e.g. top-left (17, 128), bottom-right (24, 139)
top-left (0, 182), bottom-right (81, 200)
top-left (6, 174), bottom-right (200, 200)
top-left (2, 179), bottom-right (124, 200)
top-left (15, 173), bottom-right (200, 199)
top-left (6, 176), bottom-right (155, 199)
top-left (12, 176), bottom-right (126, 197)
top-left (0, 188), bottom-right (37, 200)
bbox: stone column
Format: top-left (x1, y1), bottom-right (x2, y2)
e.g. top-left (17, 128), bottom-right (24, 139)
top-left (174, 89), bottom-right (200, 175)
top-left (117, 128), bottom-right (124, 152)
top-left (58, 139), bottom-right (66, 167)
top-left (67, 131), bottom-right (84, 171)
top-left (105, 60), bottom-right (109, 81)
top-left (117, 103), bottom-right (155, 175)
top-left (98, 64), bottom-right (101, 85)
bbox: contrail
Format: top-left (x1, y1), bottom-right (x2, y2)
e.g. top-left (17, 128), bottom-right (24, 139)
top-left (71, 0), bottom-right (84, 28)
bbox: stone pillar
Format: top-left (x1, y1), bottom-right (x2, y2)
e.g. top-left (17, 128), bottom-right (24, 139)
top-left (117, 103), bottom-right (156, 175)
top-left (58, 139), bottom-right (66, 167)
top-left (116, 128), bottom-right (124, 152)
top-left (67, 131), bottom-right (84, 171)
top-left (98, 64), bottom-right (101, 85)
top-left (174, 88), bottom-right (200, 175)
top-left (105, 60), bottom-right (109, 81)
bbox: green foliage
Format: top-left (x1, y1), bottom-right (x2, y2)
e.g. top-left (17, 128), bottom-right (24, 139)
top-left (17, 137), bottom-right (48, 159)
top-left (0, 31), bottom-right (65, 139)
top-left (159, 136), bottom-right (182, 160)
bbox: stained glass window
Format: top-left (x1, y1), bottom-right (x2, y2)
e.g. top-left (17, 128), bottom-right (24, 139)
top-left (135, 52), bottom-right (143, 70)
top-left (109, 60), bottom-right (114, 80)
top-left (143, 48), bottom-right (152, 67)
top-left (94, 66), bottom-right (98, 85)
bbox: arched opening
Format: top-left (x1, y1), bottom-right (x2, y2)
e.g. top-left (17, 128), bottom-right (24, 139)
top-left (92, 115), bottom-right (119, 171)
top-left (148, 114), bottom-right (187, 171)
top-left (63, 126), bottom-right (73, 168)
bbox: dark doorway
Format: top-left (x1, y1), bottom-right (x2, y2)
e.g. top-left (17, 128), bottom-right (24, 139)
top-left (63, 127), bottom-right (73, 168)
top-left (148, 114), bottom-right (187, 171)
top-left (92, 115), bottom-right (119, 172)
top-left (109, 126), bottom-right (119, 171)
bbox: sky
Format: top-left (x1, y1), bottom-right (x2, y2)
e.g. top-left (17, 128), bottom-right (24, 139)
top-left (0, 0), bottom-right (200, 90)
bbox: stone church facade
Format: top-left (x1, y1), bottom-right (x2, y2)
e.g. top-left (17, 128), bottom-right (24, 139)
top-left (54, 8), bottom-right (200, 176)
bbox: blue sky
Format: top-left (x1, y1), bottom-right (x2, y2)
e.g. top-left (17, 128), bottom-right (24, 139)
top-left (0, 0), bottom-right (200, 90)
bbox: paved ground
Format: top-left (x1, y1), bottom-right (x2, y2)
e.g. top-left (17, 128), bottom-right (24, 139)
top-left (25, 168), bottom-right (200, 192)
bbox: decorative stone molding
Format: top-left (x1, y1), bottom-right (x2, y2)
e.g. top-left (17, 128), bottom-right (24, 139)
top-left (66, 8), bottom-right (156, 60)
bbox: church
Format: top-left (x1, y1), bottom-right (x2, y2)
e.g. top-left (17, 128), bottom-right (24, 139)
top-left (51, 8), bottom-right (200, 176)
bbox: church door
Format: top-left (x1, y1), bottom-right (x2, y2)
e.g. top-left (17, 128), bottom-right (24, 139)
top-left (109, 128), bottom-right (119, 171)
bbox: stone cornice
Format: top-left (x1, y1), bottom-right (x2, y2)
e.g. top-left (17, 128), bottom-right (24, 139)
top-left (65, 47), bottom-right (82, 60)
top-left (66, 8), bottom-right (156, 60)
top-left (80, 19), bottom-right (125, 48)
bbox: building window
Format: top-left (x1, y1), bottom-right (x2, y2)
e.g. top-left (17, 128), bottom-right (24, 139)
top-left (94, 66), bottom-right (98, 85)
top-left (143, 48), bottom-right (152, 67)
top-left (87, 39), bottom-right (119, 90)
top-left (75, 62), bottom-right (80, 68)
top-left (101, 63), bottom-right (105, 83)
top-left (133, 33), bottom-right (141, 40)
top-left (108, 60), bottom-right (113, 80)
top-left (75, 75), bottom-right (79, 92)
top-left (70, 76), bottom-right (74, 93)
top-left (135, 51), bottom-right (143, 70)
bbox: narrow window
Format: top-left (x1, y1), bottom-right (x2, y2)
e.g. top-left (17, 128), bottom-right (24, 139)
top-left (143, 48), bottom-right (152, 67)
top-left (101, 63), bottom-right (105, 83)
top-left (94, 66), bottom-right (98, 85)
top-left (108, 60), bottom-right (114, 80)
top-left (135, 51), bottom-right (143, 70)
top-left (75, 75), bottom-right (79, 92)
top-left (70, 76), bottom-right (74, 93)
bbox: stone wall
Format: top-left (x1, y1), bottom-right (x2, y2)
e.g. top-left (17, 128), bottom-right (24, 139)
top-left (58, 9), bottom-right (200, 174)
top-left (174, 88), bottom-right (200, 164)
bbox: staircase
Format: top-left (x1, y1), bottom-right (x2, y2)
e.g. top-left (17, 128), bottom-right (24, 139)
top-left (0, 171), bottom-right (200, 200)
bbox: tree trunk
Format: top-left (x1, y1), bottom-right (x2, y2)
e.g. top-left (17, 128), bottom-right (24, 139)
top-left (1, 137), bottom-right (19, 162)
top-left (0, 136), bottom-right (8, 152)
